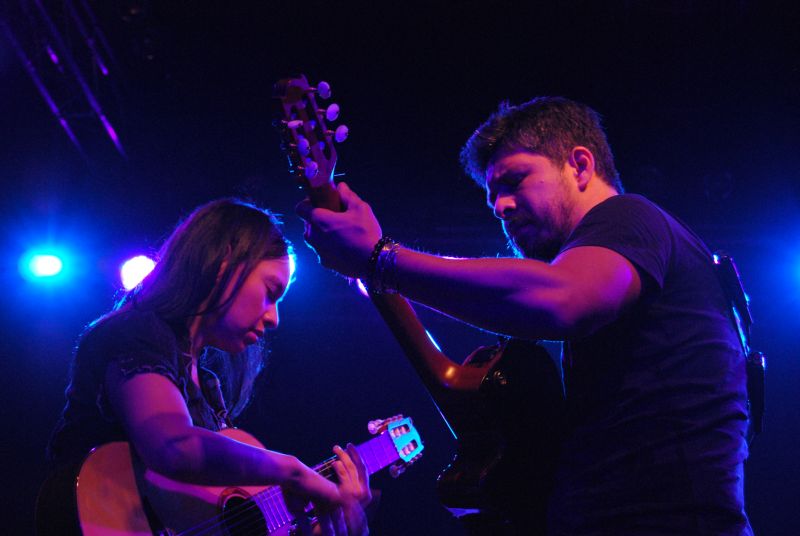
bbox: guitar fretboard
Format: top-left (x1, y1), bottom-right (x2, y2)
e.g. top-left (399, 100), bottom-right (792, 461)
top-left (251, 431), bottom-right (401, 532)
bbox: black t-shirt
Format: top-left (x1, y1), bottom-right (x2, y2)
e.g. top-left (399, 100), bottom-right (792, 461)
top-left (47, 308), bottom-right (229, 467)
top-left (548, 195), bottom-right (752, 535)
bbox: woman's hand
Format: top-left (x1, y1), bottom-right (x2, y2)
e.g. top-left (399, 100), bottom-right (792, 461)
top-left (280, 459), bottom-right (338, 534)
top-left (329, 444), bottom-right (371, 535)
top-left (280, 444), bottom-right (371, 536)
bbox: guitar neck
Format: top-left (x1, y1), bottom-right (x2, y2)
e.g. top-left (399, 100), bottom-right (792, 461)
top-left (315, 431), bottom-right (403, 478)
top-left (253, 431), bottom-right (403, 533)
top-left (306, 185), bottom-right (486, 438)
top-left (311, 185), bottom-right (483, 391)
top-left (275, 73), bottom-right (481, 447)
top-left (368, 293), bottom-right (487, 394)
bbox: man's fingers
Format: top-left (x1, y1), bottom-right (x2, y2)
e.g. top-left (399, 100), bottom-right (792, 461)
top-left (297, 183), bottom-right (361, 219)
top-left (295, 198), bottom-right (342, 232)
top-left (336, 181), bottom-right (363, 208)
top-left (295, 198), bottom-right (313, 221)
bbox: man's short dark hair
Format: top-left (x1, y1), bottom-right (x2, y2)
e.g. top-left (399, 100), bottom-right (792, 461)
top-left (460, 96), bottom-right (623, 193)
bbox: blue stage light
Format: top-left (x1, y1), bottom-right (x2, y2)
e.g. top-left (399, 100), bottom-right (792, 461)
top-left (19, 249), bottom-right (70, 283)
top-left (425, 329), bottom-right (442, 351)
top-left (120, 255), bottom-right (156, 290)
top-left (29, 254), bottom-right (63, 277)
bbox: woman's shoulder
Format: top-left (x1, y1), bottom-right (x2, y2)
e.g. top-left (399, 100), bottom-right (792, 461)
top-left (80, 308), bottom-right (180, 355)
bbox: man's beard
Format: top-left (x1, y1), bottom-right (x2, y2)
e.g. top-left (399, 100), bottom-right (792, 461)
top-left (504, 197), bottom-right (575, 262)
top-left (505, 222), bottom-right (570, 261)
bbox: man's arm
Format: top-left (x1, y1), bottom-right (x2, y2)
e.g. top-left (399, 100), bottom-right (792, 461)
top-left (298, 182), bottom-right (642, 340)
top-left (388, 245), bottom-right (641, 340)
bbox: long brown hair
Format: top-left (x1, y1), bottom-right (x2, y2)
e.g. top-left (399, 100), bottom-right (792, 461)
top-left (117, 198), bottom-right (292, 417)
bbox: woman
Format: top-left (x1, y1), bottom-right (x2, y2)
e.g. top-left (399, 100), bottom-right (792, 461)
top-left (37, 198), bottom-right (370, 535)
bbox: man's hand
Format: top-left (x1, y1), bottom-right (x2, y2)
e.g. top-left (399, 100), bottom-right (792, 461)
top-left (296, 182), bottom-right (382, 278)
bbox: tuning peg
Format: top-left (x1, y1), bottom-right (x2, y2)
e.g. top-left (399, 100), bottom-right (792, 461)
top-left (331, 124), bottom-right (349, 143)
top-left (367, 418), bottom-right (385, 435)
top-left (368, 415), bottom-right (403, 435)
top-left (301, 159), bottom-right (318, 179)
top-left (295, 136), bottom-right (310, 156)
top-left (319, 103), bottom-right (340, 122)
top-left (402, 444), bottom-right (416, 457)
top-left (285, 119), bottom-right (303, 130)
top-left (389, 463), bottom-right (407, 479)
top-left (315, 81), bottom-right (332, 99)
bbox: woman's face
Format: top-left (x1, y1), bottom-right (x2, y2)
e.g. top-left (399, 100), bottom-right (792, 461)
top-left (200, 256), bottom-right (293, 354)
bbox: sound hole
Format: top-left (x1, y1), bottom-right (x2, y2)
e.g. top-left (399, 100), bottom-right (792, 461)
top-left (221, 495), bottom-right (267, 536)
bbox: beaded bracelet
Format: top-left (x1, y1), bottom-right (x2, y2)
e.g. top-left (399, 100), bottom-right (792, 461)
top-left (366, 236), bottom-right (401, 294)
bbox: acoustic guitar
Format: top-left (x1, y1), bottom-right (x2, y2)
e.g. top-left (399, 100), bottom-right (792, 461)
top-left (52, 416), bottom-right (422, 535)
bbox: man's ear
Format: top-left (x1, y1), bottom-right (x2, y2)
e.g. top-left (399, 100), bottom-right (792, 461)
top-left (567, 146), bottom-right (596, 191)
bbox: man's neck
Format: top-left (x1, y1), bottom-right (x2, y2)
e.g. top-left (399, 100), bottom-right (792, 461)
top-left (571, 180), bottom-right (620, 230)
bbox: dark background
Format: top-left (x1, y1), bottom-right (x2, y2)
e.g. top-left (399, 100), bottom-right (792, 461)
top-left (1, 1), bottom-right (798, 534)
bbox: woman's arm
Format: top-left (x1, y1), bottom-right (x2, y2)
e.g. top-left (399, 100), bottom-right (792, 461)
top-left (106, 369), bottom-right (341, 499)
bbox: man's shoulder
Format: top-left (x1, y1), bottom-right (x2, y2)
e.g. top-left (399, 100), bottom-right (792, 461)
top-left (573, 193), bottom-right (672, 239)
top-left (592, 193), bottom-right (666, 217)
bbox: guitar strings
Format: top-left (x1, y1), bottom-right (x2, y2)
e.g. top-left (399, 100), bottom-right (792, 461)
top-left (177, 458), bottom-right (340, 535)
top-left (177, 432), bottom-right (401, 535)
top-left (179, 459), bottom-right (338, 535)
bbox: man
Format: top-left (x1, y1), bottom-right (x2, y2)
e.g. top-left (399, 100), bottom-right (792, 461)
top-left (297, 97), bottom-right (752, 534)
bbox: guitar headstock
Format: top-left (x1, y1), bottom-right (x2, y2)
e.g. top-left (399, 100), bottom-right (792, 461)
top-left (369, 415), bottom-right (424, 477)
top-left (273, 74), bottom-right (349, 209)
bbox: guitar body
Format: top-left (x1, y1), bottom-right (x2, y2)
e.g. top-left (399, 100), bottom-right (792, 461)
top-left (75, 428), bottom-right (281, 535)
top-left (434, 339), bottom-right (564, 532)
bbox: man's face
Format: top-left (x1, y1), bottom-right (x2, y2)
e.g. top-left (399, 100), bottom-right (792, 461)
top-left (485, 150), bottom-right (577, 261)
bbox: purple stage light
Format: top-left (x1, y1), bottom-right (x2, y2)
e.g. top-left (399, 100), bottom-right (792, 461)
top-left (99, 114), bottom-right (120, 145)
top-left (0, 19), bottom-right (86, 158)
top-left (32, 0), bottom-right (126, 157)
top-left (120, 255), bottom-right (156, 290)
top-left (45, 45), bottom-right (60, 65)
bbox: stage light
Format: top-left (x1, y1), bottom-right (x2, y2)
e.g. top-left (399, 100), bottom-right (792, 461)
top-left (288, 253), bottom-right (297, 281)
top-left (426, 329), bottom-right (442, 351)
top-left (356, 278), bottom-right (369, 297)
top-left (120, 255), bottom-right (155, 290)
top-left (19, 249), bottom-right (70, 283)
top-left (29, 254), bottom-right (63, 277)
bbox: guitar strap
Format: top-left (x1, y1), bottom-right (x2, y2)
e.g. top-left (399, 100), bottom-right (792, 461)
top-left (657, 206), bottom-right (765, 445)
top-left (711, 252), bottom-right (766, 445)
